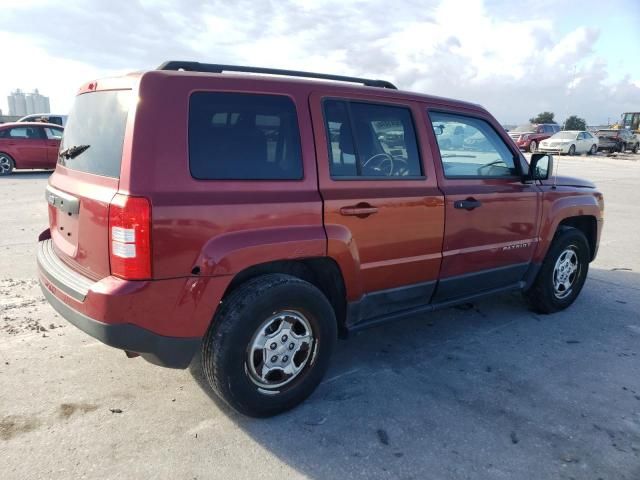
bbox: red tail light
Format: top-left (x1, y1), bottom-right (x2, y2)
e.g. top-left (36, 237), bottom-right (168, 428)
top-left (108, 194), bottom-right (151, 280)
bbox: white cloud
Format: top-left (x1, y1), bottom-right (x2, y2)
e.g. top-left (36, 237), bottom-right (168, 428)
top-left (0, 0), bottom-right (638, 125)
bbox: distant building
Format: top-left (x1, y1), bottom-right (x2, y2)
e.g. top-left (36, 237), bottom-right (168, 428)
top-left (7, 89), bottom-right (50, 116)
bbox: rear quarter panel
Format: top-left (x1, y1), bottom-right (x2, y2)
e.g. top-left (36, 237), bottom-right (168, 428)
top-left (123, 71), bottom-right (325, 281)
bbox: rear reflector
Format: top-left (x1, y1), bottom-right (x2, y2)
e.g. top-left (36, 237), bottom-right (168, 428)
top-left (108, 194), bottom-right (151, 279)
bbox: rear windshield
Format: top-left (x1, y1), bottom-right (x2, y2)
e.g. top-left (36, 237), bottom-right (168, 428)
top-left (59, 90), bottom-right (130, 178)
top-left (188, 92), bottom-right (303, 180)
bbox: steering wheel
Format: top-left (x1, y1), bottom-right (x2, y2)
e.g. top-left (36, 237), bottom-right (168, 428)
top-left (362, 153), bottom-right (394, 176)
top-left (477, 159), bottom-right (507, 176)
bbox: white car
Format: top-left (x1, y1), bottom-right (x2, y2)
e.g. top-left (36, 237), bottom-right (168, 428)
top-left (17, 113), bottom-right (68, 127)
top-left (538, 130), bottom-right (598, 155)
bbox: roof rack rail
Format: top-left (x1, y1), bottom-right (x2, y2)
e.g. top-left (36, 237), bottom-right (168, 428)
top-left (157, 61), bottom-right (397, 90)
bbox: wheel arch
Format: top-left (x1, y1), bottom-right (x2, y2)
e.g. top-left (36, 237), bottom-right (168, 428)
top-left (558, 215), bottom-right (598, 261)
top-left (221, 258), bottom-right (348, 336)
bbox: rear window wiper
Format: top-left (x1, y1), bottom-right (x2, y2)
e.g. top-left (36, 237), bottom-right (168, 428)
top-left (59, 144), bottom-right (90, 160)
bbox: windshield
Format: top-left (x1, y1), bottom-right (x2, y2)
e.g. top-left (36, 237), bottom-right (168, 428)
top-left (551, 132), bottom-right (577, 140)
top-left (59, 90), bottom-right (131, 178)
top-left (514, 124), bottom-right (535, 132)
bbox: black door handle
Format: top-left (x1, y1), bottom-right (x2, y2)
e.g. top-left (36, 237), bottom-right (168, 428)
top-left (454, 198), bottom-right (482, 210)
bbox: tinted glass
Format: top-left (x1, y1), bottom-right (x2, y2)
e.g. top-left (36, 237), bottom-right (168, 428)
top-left (189, 92), bottom-right (302, 180)
top-left (430, 111), bottom-right (516, 178)
top-left (6, 127), bottom-right (42, 139)
top-left (59, 90), bottom-right (130, 177)
top-left (323, 100), bottom-right (422, 178)
top-left (44, 127), bottom-right (63, 139)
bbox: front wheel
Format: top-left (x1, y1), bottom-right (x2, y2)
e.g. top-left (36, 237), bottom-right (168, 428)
top-left (568, 144), bottom-right (576, 156)
top-left (525, 227), bottom-right (590, 314)
top-left (0, 153), bottom-right (15, 176)
top-left (589, 144), bottom-right (597, 155)
top-left (529, 140), bottom-right (537, 153)
top-left (201, 274), bottom-right (337, 417)
top-left (633, 143), bottom-right (639, 154)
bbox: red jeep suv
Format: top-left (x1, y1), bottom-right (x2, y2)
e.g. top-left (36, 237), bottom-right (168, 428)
top-left (38, 62), bottom-right (604, 416)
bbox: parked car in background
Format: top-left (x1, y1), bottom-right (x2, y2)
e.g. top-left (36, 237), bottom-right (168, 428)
top-left (18, 113), bottom-right (68, 127)
top-left (538, 131), bottom-right (598, 155)
top-left (37, 61), bottom-right (604, 417)
top-left (0, 122), bottom-right (63, 175)
top-left (596, 129), bottom-right (639, 153)
top-left (508, 123), bottom-right (561, 152)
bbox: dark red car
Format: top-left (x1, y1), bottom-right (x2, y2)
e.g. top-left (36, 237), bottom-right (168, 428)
top-left (37, 62), bottom-right (604, 416)
top-left (508, 123), bottom-right (561, 152)
top-left (0, 122), bottom-right (63, 175)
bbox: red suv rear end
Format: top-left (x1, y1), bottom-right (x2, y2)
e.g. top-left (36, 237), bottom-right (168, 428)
top-left (38, 75), bottom-right (211, 367)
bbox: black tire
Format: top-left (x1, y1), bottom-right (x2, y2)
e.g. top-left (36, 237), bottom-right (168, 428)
top-left (202, 274), bottom-right (337, 417)
top-left (529, 140), bottom-right (537, 153)
top-left (633, 143), bottom-right (639, 154)
top-left (526, 227), bottom-right (590, 314)
top-left (0, 152), bottom-right (15, 176)
top-left (589, 144), bottom-right (597, 155)
top-left (619, 143), bottom-right (626, 153)
top-left (568, 144), bottom-right (576, 156)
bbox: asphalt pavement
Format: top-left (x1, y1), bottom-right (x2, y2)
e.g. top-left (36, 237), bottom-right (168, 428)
top-left (1, 152), bottom-right (639, 479)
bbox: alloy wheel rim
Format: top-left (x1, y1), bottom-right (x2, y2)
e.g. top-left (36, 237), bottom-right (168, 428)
top-left (246, 310), bottom-right (315, 390)
top-left (0, 156), bottom-right (10, 173)
top-left (552, 247), bottom-right (580, 299)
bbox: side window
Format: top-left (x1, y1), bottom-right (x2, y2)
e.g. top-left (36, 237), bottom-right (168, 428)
top-left (189, 92), bottom-right (303, 180)
top-left (45, 127), bottom-right (63, 140)
top-left (429, 111), bottom-right (517, 178)
top-left (323, 100), bottom-right (422, 178)
top-left (8, 127), bottom-right (33, 139)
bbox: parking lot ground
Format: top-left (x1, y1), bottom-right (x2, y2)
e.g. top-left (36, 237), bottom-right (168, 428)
top-left (1, 152), bottom-right (639, 480)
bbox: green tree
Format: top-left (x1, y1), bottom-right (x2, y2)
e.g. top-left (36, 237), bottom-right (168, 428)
top-left (564, 115), bottom-right (587, 131)
top-left (529, 112), bottom-right (556, 124)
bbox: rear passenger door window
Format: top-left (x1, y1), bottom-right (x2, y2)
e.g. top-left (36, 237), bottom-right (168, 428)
top-left (189, 92), bottom-right (303, 180)
top-left (323, 100), bottom-right (422, 178)
top-left (429, 112), bottom-right (517, 178)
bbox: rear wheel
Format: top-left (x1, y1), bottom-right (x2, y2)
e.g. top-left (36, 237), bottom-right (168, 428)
top-left (633, 143), bottom-right (639, 154)
top-left (589, 144), bottom-right (597, 155)
top-left (0, 153), bottom-right (15, 176)
top-left (529, 140), bottom-right (537, 153)
top-left (526, 227), bottom-right (590, 314)
top-left (568, 144), bottom-right (576, 156)
top-left (201, 274), bottom-right (337, 417)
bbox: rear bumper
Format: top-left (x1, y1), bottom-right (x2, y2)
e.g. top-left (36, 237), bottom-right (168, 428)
top-left (40, 283), bottom-right (200, 368)
top-left (36, 238), bottom-right (229, 368)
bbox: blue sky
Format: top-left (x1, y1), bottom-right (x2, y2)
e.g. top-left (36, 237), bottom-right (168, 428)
top-left (1, 0), bottom-right (639, 125)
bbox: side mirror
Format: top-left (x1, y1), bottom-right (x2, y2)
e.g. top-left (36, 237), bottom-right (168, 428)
top-left (527, 153), bottom-right (553, 181)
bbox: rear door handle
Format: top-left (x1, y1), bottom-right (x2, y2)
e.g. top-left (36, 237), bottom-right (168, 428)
top-left (340, 204), bottom-right (378, 217)
top-left (454, 198), bottom-right (482, 210)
